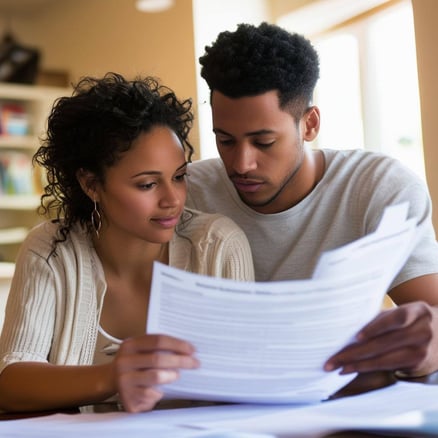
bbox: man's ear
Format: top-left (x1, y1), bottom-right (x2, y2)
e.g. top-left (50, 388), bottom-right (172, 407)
top-left (302, 106), bottom-right (320, 142)
top-left (76, 168), bottom-right (98, 201)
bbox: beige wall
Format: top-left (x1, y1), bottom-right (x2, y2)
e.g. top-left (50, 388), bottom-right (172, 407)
top-left (268, 0), bottom-right (319, 19)
top-left (412, 0), bottom-right (438, 232)
top-left (2, 0), bottom-right (199, 149)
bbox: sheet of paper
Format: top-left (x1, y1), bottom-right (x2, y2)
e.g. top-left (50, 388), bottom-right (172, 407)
top-left (373, 201), bottom-right (409, 235)
top-left (148, 264), bottom-right (372, 403)
top-left (312, 202), bottom-right (417, 281)
top-left (147, 204), bottom-right (418, 404)
top-left (0, 404), bottom-right (283, 438)
top-left (188, 381), bottom-right (438, 437)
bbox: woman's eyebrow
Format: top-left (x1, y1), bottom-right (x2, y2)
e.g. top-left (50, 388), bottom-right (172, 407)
top-left (213, 128), bottom-right (276, 136)
top-left (131, 162), bottom-right (187, 178)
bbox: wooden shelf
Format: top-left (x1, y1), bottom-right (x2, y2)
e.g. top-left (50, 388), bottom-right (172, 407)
top-left (0, 135), bottom-right (39, 150)
top-left (0, 261), bottom-right (14, 279)
top-left (0, 83), bottom-right (67, 101)
top-left (0, 227), bottom-right (29, 245)
top-left (0, 194), bottom-right (40, 210)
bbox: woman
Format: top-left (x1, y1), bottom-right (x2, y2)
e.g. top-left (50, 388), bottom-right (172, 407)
top-left (0, 73), bottom-right (254, 413)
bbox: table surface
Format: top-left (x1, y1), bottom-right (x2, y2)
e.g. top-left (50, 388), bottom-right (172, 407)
top-left (1, 371), bottom-right (437, 437)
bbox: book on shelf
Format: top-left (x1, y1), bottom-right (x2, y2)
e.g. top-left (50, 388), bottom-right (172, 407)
top-left (0, 150), bottom-right (38, 196)
top-left (0, 102), bottom-right (30, 136)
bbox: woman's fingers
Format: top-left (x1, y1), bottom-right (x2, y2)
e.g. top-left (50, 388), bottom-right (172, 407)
top-left (113, 334), bottom-right (199, 412)
top-left (115, 349), bottom-right (199, 373)
top-left (119, 384), bottom-right (163, 413)
top-left (119, 334), bottom-right (197, 356)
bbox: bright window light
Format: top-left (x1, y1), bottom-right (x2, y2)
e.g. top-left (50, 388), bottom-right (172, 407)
top-left (282, 0), bottom-right (425, 180)
top-left (313, 34), bottom-right (364, 150)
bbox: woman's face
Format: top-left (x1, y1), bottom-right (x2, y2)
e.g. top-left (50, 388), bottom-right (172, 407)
top-left (95, 125), bottom-right (188, 244)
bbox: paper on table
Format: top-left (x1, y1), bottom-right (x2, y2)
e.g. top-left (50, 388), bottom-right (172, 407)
top-left (1, 382), bottom-right (437, 438)
top-left (0, 402), bottom-right (289, 438)
top-left (188, 381), bottom-right (438, 437)
top-left (147, 203), bottom-right (419, 404)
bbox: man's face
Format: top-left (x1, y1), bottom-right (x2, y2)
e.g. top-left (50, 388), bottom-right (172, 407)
top-left (211, 90), bottom-right (317, 214)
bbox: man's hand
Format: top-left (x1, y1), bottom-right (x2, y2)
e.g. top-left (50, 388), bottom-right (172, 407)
top-left (324, 302), bottom-right (438, 377)
top-left (112, 334), bottom-right (199, 413)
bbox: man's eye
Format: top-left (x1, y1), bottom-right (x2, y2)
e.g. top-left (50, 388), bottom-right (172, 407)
top-left (217, 138), bottom-right (234, 146)
top-left (255, 141), bottom-right (275, 148)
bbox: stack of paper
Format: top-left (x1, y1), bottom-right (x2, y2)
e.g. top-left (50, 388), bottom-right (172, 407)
top-left (147, 203), bottom-right (420, 404)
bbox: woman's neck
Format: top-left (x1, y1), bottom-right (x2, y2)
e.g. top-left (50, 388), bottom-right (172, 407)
top-left (92, 232), bottom-right (168, 277)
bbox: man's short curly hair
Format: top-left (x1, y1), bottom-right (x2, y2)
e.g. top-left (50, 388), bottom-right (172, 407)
top-left (199, 22), bottom-right (319, 118)
top-left (33, 72), bottom-right (194, 241)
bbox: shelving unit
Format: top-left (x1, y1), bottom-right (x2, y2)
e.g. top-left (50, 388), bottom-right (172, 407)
top-left (0, 83), bottom-right (70, 262)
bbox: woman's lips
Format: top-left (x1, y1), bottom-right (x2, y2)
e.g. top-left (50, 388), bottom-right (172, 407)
top-left (152, 216), bottom-right (180, 228)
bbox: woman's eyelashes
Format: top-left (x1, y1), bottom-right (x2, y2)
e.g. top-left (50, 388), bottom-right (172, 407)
top-left (136, 172), bottom-right (188, 190)
top-left (137, 181), bottom-right (157, 190)
top-left (174, 171), bottom-right (188, 182)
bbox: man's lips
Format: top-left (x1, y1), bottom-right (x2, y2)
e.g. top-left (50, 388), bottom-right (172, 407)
top-left (232, 177), bottom-right (264, 193)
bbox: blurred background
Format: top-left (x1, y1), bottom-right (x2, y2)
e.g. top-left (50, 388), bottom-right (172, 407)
top-left (0, 0), bottom-right (434, 166)
top-left (0, 0), bottom-right (435, 228)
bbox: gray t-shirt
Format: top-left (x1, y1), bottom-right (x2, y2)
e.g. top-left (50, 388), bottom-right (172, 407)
top-left (186, 149), bottom-right (438, 289)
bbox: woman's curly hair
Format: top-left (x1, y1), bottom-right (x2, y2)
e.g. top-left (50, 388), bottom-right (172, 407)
top-left (33, 72), bottom-right (194, 242)
top-left (199, 22), bottom-right (320, 119)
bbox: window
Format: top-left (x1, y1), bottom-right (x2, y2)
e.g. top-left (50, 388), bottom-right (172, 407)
top-left (280, 0), bottom-right (425, 179)
top-left (192, 0), bottom-right (269, 160)
top-left (314, 34), bottom-right (364, 151)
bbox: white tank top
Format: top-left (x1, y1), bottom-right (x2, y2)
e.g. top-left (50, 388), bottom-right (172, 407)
top-left (93, 324), bottom-right (122, 365)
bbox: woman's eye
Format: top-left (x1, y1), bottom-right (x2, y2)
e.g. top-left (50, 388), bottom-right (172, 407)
top-left (175, 172), bottom-right (188, 181)
top-left (138, 182), bottom-right (156, 190)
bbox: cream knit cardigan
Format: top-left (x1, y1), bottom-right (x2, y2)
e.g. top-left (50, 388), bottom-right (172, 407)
top-left (0, 208), bottom-right (254, 374)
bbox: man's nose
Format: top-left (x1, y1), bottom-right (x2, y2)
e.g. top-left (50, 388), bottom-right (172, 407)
top-left (231, 144), bottom-right (257, 175)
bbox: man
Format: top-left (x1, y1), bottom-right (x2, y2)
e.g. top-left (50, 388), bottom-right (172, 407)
top-left (186, 22), bottom-right (438, 378)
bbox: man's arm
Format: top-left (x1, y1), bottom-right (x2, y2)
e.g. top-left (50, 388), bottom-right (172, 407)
top-left (324, 274), bottom-right (438, 377)
top-left (389, 274), bottom-right (438, 305)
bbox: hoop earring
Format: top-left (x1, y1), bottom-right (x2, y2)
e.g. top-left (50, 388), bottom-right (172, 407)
top-left (91, 199), bottom-right (102, 238)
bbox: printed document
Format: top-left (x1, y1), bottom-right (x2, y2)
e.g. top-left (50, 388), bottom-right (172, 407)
top-left (147, 203), bottom-right (419, 404)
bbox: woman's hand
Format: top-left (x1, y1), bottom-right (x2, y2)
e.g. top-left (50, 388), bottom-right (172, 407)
top-left (324, 302), bottom-right (438, 377)
top-left (112, 334), bottom-right (199, 412)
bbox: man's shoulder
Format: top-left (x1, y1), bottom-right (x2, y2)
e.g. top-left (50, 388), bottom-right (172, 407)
top-left (188, 158), bottom-right (223, 180)
top-left (325, 148), bottom-right (415, 169)
top-left (324, 148), bottom-right (396, 165)
top-left (186, 158), bottom-right (233, 211)
top-left (323, 148), bottom-right (420, 182)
